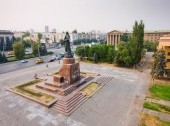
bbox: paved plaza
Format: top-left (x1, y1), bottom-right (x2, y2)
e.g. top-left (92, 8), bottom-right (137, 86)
top-left (0, 59), bottom-right (150, 126)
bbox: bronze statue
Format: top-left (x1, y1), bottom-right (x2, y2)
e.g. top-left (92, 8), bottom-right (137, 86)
top-left (64, 32), bottom-right (73, 58)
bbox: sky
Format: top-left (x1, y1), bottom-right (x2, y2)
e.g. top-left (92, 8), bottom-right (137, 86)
top-left (0, 0), bottom-right (170, 33)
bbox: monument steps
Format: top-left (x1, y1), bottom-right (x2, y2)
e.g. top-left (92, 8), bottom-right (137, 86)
top-left (55, 93), bottom-right (84, 108)
top-left (51, 94), bottom-right (88, 116)
top-left (51, 93), bottom-right (88, 116)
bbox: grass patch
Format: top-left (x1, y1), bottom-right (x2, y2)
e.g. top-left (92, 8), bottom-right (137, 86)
top-left (139, 113), bottom-right (170, 126)
top-left (80, 82), bottom-right (101, 96)
top-left (149, 84), bottom-right (170, 101)
top-left (14, 80), bottom-right (55, 103)
top-left (143, 101), bottom-right (170, 114)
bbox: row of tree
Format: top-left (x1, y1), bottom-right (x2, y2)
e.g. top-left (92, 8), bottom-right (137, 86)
top-left (76, 44), bottom-right (116, 63)
top-left (13, 33), bottom-right (47, 60)
top-left (75, 20), bottom-right (145, 67)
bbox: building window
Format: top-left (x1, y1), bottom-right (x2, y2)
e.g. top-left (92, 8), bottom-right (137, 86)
top-left (167, 59), bottom-right (170, 62)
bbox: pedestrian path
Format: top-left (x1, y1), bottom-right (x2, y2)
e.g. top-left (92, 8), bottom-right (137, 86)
top-left (146, 98), bottom-right (170, 107)
top-left (143, 108), bottom-right (170, 122)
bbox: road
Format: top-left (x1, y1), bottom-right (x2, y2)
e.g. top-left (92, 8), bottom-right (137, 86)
top-left (0, 52), bottom-right (152, 126)
top-left (0, 47), bottom-right (68, 74)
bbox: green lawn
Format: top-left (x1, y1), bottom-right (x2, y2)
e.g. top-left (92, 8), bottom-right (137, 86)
top-left (143, 101), bottom-right (170, 114)
top-left (139, 113), bottom-right (170, 126)
top-left (14, 80), bottom-right (55, 103)
top-left (149, 84), bottom-right (170, 101)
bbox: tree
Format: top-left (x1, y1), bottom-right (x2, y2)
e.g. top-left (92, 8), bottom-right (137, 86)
top-left (107, 46), bottom-right (115, 63)
top-left (151, 50), bottom-right (167, 77)
top-left (13, 42), bottom-right (25, 59)
top-left (32, 42), bottom-right (47, 56)
top-left (130, 20), bottom-right (145, 66)
top-left (72, 29), bottom-right (77, 33)
top-left (22, 32), bottom-right (30, 38)
top-left (120, 33), bottom-right (129, 42)
top-left (115, 42), bottom-right (133, 67)
top-left (0, 52), bottom-right (7, 63)
top-left (38, 33), bottom-right (42, 42)
top-left (143, 40), bottom-right (158, 52)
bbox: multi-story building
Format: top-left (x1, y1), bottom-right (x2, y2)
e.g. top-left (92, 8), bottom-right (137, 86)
top-left (45, 26), bottom-right (49, 33)
top-left (158, 36), bottom-right (170, 71)
top-left (107, 30), bottom-right (170, 47)
top-left (144, 31), bottom-right (170, 42)
top-left (70, 33), bottom-right (78, 42)
top-left (0, 30), bottom-right (14, 51)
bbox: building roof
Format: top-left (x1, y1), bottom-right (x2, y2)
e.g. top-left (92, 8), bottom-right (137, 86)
top-left (0, 30), bottom-right (13, 35)
top-left (107, 30), bottom-right (124, 34)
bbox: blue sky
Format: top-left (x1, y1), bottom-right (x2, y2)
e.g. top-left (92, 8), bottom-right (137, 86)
top-left (0, 0), bottom-right (170, 32)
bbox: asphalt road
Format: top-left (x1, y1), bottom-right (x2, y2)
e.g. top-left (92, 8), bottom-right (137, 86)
top-left (0, 52), bottom-right (152, 126)
top-left (0, 47), bottom-right (68, 74)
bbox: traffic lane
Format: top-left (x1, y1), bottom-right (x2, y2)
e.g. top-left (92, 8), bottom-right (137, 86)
top-left (0, 55), bottom-right (53, 74)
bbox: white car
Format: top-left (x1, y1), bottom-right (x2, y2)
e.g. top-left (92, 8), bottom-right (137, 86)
top-left (21, 60), bottom-right (28, 63)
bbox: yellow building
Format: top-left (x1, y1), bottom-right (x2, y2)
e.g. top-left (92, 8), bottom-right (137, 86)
top-left (158, 36), bottom-right (170, 69)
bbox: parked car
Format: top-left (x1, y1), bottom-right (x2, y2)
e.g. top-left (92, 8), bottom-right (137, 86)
top-left (35, 58), bottom-right (44, 64)
top-left (21, 60), bottom-right (28, 63)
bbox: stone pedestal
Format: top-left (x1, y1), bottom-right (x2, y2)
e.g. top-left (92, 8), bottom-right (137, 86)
top-left (59, 58), bottom-right (80, 85)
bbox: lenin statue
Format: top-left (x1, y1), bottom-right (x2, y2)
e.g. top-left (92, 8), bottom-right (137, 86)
top-left (64, 32), bottom-right (73, 58)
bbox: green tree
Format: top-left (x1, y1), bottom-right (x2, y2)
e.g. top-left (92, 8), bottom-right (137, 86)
top-left (115, 42), bottom-right (132, 67)
top-left (120, 33), bottom-right (129, 42)
top-left (38, 33), bottom-right (42, 42)
top-left (143, 40), bottom-right (158, 52)
top-left (151, 50), bottom-right (167, 77)
top-left (130, 20), bottom-right (145, 66)
top-left (0, 52), bottom-right (7, 63)
top-left (22, 32), bottom-right (30, 38)
top-left (13, 42), bottom-right (25, 59)
top-left (107, 46), bottom-right (115, 63)
top-left (72, 29), bottom-right (77, 33)
top-left (32, 42), bottom-right (47, 56)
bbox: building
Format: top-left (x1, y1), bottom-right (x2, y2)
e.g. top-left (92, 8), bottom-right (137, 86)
top-left (144, 31), bottom-right (170, 42)
top-left (70, 33), bottom-right (78, 42)
top-left (158, 36), bottom-right (170, 71)
top-left (0, 30), bottom-right (14, 51)
top-left (107, 30), bottom-right (123, 47)
top-left (45, 26), bottom-right (49, 33)
top-left (107, 30), bottom-right (170, 47)
top-left (52, 28), bottom-right (56, 33)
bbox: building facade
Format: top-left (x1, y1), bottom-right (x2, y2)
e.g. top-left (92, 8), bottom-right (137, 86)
top-left (107, 30), bottom-right (170, 47)
top-left (0, 30), bottom-right (14, 51)
top-left (107, 30), bottom-right (123, 46)
top-left (158, 36), bottom-right (170, 70)
top-left (45, 26), bottom-right (49, 33)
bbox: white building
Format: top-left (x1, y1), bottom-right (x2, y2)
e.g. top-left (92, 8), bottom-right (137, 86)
top-left (0, 30), bottom-right (14, 51)
top-left (70, 33), bottom-right (78, 42)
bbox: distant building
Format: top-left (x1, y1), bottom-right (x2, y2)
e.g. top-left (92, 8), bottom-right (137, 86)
top-left (0, 30), bottom-right (14, 51)
top-left (144, 31), bottom-right (170, 43)
top-left (29, 29), bottom-right (34, 34)
top-left (52, 28), bottom-right (56, 33)
top-left (158, 35), bottom-right (170, 72)
top-left (107, 30), bottom-right (170, 47)
top-left (45, 26), bottom-right (49, 33)
top-left (107, 30), bottom-right (123, 47)
top-left (70, 33), bottom-right (78, 42)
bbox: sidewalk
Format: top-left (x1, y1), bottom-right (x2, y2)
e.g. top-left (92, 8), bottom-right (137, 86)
top-left (143, 108), bottom-right (170, 122)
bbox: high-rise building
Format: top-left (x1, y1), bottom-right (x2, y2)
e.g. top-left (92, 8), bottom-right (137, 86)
top-left (45, 26), bottom-right (49, 33)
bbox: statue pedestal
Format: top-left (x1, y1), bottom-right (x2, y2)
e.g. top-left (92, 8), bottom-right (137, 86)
top-left (59, 58), bottom-right (80, 85)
